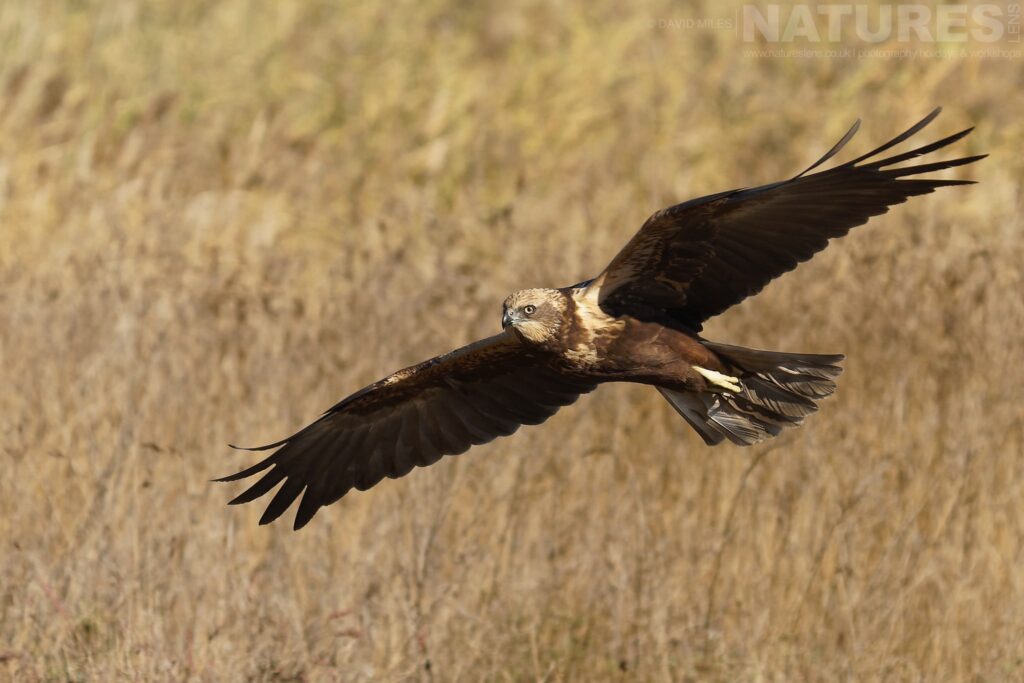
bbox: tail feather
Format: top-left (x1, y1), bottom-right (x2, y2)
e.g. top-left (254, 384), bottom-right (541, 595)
top-left (707, 398), bottom-right (783, 444)
top-left (697, 340), bottom-right (844, 371)
top-left (738, 376), bottom-right (818, 419)
top-left (658, 389), bottom-right (727, 446)
top-left (660, 342), bottom-right (844, 447)
top-left (762, 368), bottom-right (839, 399)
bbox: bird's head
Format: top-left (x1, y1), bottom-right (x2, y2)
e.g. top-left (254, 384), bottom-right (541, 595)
top-left (501, 288), bottom-right (567, 345)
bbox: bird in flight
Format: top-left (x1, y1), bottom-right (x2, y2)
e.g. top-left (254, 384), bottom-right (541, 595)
top-left (219, 108), bottom-right (983, 529)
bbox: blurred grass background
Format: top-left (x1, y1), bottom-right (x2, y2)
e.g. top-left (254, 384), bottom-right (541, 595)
top-left (1, 0), bottom-right (1022, 680)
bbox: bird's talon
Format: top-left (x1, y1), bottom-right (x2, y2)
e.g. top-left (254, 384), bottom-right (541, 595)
top-left (693, 366), bottom-right (742, 393)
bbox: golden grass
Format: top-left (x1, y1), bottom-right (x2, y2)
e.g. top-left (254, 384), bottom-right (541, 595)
top-left (1, 1), bottom-right (1022, 680)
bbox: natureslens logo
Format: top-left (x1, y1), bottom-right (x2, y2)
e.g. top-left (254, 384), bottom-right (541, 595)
top-left (741, 3), bottom-right (1020, 43)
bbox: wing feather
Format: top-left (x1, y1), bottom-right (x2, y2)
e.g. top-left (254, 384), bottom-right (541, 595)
top-left (218, 331), bottom-right (595, 529)
top-left (586, 109), bottom-right (984, 329)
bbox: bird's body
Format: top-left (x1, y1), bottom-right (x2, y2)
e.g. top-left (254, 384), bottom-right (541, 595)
top-left (510, 286), bottom-right (723, 390)
top-left (220, 109), bottom-right (984, 529)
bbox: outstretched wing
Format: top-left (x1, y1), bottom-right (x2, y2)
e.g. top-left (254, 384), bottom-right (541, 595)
top-left (586, 108), bottom-right (985, 330)
top-left (218, 331), bottom-right (595, 529)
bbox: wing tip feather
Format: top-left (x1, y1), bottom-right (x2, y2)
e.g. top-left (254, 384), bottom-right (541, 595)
top-left (228, 438), bottom-right (290, 452)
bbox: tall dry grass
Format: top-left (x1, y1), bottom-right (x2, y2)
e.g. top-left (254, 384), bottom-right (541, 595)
top-left (1, 1), bottom-right (1022, 680)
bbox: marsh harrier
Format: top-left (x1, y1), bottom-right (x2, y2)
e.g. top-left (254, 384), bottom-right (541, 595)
top-left (220, 108), bottom-right (983, 529)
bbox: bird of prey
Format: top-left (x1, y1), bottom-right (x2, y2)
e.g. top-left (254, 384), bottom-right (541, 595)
top-left (220, 108), bottom-right (983, 529)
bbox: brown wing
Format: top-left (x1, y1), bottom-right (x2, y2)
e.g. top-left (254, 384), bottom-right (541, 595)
top-left (217, 331), bottom-right (595, 529)
top-left (586, 108), bottom-right (985, 330)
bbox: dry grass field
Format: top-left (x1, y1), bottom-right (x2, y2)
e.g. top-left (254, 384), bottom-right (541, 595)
top-left (1, 1), bottom-right (1023, 680)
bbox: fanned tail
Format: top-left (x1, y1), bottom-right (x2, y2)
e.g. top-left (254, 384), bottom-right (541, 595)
top-left (659, 341), bottom-right (844, 446)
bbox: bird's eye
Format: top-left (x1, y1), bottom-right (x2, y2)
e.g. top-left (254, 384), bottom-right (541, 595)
top-left (523, 305), bottom-right (536, 315)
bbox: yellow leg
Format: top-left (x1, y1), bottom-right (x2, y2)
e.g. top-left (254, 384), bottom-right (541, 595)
top-left (694, 366), bottom-right (742, 393)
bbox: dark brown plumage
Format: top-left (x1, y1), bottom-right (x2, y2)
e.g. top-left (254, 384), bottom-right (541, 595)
top-left (220, 108), bottom-right (983, 529)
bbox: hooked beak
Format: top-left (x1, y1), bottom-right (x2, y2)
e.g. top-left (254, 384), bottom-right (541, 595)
top-left (502, 310), bottom-right (514, 329)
